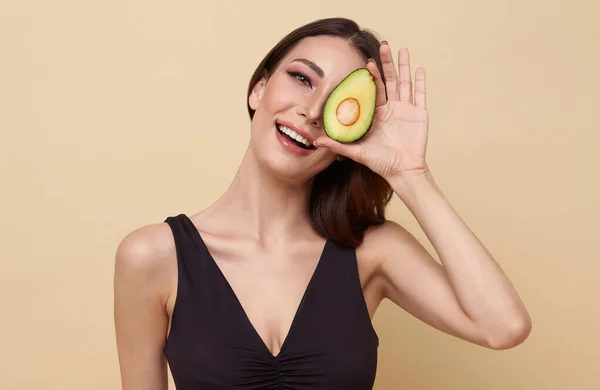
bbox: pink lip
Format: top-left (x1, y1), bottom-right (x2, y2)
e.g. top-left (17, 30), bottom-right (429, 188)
top-left (276, 120), bottom-right (314, 144)
top-left (274, 125), bottom-right (314, 156)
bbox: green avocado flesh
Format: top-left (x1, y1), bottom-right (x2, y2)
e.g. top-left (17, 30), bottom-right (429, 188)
top-left (323, 68), bottom-right (377, 143)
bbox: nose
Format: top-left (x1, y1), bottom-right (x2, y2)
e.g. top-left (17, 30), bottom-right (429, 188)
top-left (296, 91), bottom-right (326, 129)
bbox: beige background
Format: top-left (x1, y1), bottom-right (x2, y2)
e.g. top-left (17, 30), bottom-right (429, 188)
top-left (1, 0), bottom-right (598, 389)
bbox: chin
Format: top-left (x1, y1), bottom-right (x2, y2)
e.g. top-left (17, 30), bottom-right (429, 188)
top-left (249, 130), bottom-right (330, 186)
top-left (258, 153), bottom-right (317, 185)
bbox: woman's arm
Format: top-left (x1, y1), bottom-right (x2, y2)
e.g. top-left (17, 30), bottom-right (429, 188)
top-left (367, 171), bottom-right (532, 350)
top-left (113, 226), bottom-right (172, 390)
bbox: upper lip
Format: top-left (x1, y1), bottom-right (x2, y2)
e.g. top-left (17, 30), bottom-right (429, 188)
top-left (276, 120), bottom-right (315, 144)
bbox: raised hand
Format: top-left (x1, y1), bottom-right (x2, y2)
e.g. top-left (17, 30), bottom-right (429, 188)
top-left (313, 42), bottom-right (430, 183)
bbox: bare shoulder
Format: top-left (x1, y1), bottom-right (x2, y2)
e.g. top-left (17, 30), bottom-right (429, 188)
top-left (357, 219), bottom-right (439, 303)
top-left (358, 219), bottom-right (423, 266)
top-left (116, 221), bottom-right (176, 283)
top-left (354, 220), bottom-right (423, 315)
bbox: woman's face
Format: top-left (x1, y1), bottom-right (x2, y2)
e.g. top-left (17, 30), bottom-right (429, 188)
top-left (248, 35), bottom-right (367, 184)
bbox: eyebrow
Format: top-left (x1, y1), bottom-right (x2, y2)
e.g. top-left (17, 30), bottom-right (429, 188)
top-left (291, 58), bottom-right (325, 78)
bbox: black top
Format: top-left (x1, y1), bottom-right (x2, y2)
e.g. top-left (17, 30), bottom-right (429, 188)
top-left (163, 214), bottom-right (379, 390)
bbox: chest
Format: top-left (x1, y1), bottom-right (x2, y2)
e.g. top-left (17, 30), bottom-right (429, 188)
top-left (200, 236), bottom-right (328, 356)
top-left (164, 232), bottom-right (379, 390)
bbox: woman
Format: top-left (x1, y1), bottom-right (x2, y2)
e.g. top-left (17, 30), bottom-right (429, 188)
top-left (113, 17), bottom-right (531, 390)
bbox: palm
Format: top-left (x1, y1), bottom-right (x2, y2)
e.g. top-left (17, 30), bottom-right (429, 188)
top-left (356, 99), bottom-right (429, 179)
top-left (315, 45), bottom-right (430, 182)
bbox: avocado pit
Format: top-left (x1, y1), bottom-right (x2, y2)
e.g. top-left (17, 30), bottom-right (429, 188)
top-left (336, 98), bottom-right (360, 126)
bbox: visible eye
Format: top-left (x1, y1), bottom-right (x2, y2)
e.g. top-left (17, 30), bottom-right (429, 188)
top-left (289, 72), bottom-right (312, 88)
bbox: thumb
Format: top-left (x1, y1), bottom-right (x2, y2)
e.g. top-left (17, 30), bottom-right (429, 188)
top-left (313, 136), bottom-right (364, 163)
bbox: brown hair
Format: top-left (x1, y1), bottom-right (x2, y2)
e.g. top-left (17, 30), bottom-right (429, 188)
top-left (246, 17), bottom-right (393, 247)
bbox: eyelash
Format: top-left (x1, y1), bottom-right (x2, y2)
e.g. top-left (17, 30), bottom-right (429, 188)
top-left (288, 71), bottom-right (312, 88)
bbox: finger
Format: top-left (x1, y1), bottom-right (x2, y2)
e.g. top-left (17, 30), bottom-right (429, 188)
top-left (366, 58), bottom-right (387, 107)
top-left (414, 67), bottom-right (426, 109)
top-left (379, 41), bottom-right (399, 101)
top-left (313, 136), bottom-right (365, 164)
top-left (398, 48), bottom-right (413, 103)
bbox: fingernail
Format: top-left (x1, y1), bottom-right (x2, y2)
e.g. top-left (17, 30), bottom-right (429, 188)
top-left (380, 40), bottom-right (388, 45)
top-left (367, 58), bottom-right (375, 64)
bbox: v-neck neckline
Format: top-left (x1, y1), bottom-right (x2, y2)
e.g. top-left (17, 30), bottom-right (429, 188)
top-left (183, 214), bottom-right (330, 359)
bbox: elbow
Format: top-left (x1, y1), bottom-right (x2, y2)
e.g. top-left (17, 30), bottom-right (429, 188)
top-left (485, 312), bottom-right (532, 350)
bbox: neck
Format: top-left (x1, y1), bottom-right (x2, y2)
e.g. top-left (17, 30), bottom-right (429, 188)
top-left (210, 147), bottom-right (315, 244)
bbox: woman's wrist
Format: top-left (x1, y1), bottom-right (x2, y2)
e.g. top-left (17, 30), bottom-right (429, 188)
top-left (387, 167), bottom-right (441, 206)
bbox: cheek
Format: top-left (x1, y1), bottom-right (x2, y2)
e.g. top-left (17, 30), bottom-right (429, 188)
top-left (262, 77), bottom-right (302, 111)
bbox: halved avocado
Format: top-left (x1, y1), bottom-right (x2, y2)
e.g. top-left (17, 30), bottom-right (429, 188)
top-left (323, 68), bottom-right (377, 143)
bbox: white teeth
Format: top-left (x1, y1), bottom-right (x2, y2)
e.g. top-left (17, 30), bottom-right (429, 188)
top-left (277, 125), bottom-right (312, 147)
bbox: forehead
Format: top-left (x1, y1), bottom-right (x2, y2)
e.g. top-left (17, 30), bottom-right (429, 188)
top-left (280, 35), bottom-right (366, 81)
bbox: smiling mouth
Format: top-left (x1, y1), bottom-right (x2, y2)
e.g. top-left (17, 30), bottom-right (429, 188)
top-left (276, 124), bottom-right (314, 149)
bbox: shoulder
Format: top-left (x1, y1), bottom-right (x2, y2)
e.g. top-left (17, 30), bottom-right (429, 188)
top-left (115, 220), bottom-right (176, 272)
top-left (355, 220), bottom-right (416, 280)
top-left (357, 219), bottom-right (436, 296)
top-left (114, 220), bottom-right (178, 304)
top-left (352, 220), bottom-right (425, 311)
top-left (358, 219), bottom-right (422, 264)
